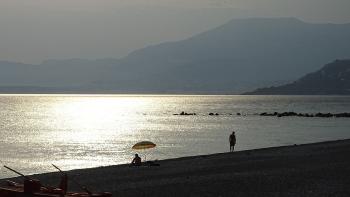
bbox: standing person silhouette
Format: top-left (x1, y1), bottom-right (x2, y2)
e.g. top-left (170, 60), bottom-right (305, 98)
top-left (229, 131), bottom-right (236, 152)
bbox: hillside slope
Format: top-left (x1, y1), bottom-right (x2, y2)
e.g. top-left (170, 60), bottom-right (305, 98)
top-left (244, 60), bottom-right (350, 95)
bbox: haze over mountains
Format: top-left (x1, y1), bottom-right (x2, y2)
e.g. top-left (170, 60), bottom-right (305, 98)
top-left (1, 18), bottom-right (350, 94)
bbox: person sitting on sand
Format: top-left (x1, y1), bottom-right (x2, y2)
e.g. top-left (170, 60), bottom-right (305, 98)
top-left (131, 154), bottom-right (142, 166)
top-left (229, 131), bottom-right (236, 152)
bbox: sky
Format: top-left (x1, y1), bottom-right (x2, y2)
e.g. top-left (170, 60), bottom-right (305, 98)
top-left (1, 0), bottom-right (350, 64)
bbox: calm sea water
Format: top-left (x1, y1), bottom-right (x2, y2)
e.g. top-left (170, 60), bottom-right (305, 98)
top-left (0, 95), bottom-right (349, 179)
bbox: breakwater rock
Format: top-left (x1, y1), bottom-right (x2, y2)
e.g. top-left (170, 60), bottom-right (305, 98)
top-left (173, 111), bottom-right (196, 116)
top-left (260, 112), bottom-right (350, 118)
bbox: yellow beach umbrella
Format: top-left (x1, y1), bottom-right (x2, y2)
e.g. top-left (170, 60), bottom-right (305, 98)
top-left (132, 141), bottom-right (156, 150)
top-left (132, 141), bottom-right (156, 161)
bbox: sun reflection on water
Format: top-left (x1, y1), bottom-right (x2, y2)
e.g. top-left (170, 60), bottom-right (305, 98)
top-left (48, 96), bottom-right (151, 143)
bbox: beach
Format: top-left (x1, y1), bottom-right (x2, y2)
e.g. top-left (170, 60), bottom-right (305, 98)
top-left (3, 139), bottom-right (350, 197)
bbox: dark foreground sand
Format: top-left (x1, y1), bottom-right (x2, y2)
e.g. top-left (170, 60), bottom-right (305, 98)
top-left (3, 139), bottom-right (350, 197)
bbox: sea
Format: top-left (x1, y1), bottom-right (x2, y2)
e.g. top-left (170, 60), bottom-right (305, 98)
top-left (0, 94), bottom-right (349, 179)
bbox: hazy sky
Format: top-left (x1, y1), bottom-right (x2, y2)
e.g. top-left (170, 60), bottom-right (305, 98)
top-left (1, 0), bottom-right (350, 64)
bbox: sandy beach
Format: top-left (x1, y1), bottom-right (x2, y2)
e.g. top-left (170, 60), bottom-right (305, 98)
top-left (3, 139), bottom-right (350, 197)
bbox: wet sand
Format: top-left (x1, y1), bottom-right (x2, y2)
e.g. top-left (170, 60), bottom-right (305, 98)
top-left (3, 139), bottom-right (350, 197)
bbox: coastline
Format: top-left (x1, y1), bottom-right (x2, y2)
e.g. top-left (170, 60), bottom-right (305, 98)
top-left (2, 139), bottom-right (350, 197)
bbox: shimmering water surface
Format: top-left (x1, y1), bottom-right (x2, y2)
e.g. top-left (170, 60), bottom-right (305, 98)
top-left (0, 95), bottom-right (349, 179)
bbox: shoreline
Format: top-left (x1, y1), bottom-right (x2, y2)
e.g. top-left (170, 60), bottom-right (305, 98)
top-left (2, 139), bottom-right (350, 196)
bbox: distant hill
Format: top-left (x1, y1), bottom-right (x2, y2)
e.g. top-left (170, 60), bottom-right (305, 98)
top-left (99, 17), bottom-right (350, 93)
top-left (1, 18), bottom-right (350, 93)
top-left (243, 60), bottom-right (350, 95)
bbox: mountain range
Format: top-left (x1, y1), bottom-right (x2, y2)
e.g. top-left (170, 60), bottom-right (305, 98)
top-left (1, 17), bottom-right (350, 94)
